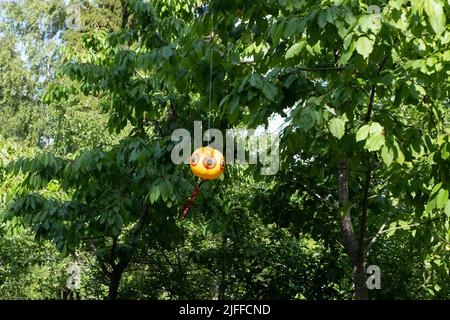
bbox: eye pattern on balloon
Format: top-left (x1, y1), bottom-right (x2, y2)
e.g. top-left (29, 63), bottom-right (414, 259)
top-left (203, 156), bottom-right (217, 169)
top-left (189, 147), bottom-right (224, 181)
top-left (190, 153), bottom-right (199, 167)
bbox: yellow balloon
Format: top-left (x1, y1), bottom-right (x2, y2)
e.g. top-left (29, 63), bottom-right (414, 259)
top-left (190, 147), bottom-right (225, 180)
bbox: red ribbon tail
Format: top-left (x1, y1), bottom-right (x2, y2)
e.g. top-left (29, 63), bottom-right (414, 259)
top-left (179, 180), bottom-right (204, 220)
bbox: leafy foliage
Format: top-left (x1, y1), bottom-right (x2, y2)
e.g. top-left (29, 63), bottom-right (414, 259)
top-left (1, 0), bottom-right (450, 300)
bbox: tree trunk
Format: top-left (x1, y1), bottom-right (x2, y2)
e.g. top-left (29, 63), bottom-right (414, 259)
top-left (354, 259), bottom-right (368, 300)
top-left (338, 158), bottom-right (368, 300)
top-left (105, 203), bottom-right (150, 300)
top-left (218, 234), bottom-right (226, 300)
top-left (107, 267), bottom-right (125, 300)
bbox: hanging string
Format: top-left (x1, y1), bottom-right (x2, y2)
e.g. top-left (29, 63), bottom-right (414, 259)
top-left (207, 10), bottom-right (213, 145)
top-left (179, 4), bottom-right (214, 220)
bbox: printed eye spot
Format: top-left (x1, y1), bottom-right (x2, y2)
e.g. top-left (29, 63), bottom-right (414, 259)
top-left (190, 153), bottom-right (199, 166)
top-left (203, 157), bottom-right (216, 169)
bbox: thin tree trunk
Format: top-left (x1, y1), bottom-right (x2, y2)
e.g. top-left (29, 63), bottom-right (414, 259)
top-left (338, 158), bottom-right (368, 300)
top-left (348, 55), bottom-right (387, 299)
top-left (354, 260), bottom-right (368, 300)
top-left (218, 234), bottom-right (226, 300)
top-left (105, 203), bottom-right (150, 300)
top-left (108, 267), bottom-right (125, 300)
top-left (355, 167), bottom-right (372, 300)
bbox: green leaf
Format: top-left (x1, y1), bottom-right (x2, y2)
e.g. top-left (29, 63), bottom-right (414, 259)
top-left (409, 83), bottom-right (426, 100)
top-left (328, 118), bottom-right (346, 139)
top-left (34, 175), bottom-right (41, 189)
top-left (444, 200), bottom-right (450, 216)
top-left (369, 122), bottom-right (383, 135)
top-left (431, 182), bottom-right (443, 195)
top-left (30, 196), bottom-right (37, 210)
top-left (436, 188), bottom-right (448, 209)
top-left (425, 195), bottom-right (437, 214)
top-left (284, 17), bottom-right (299, 38)
top-left (228, 95), bottom-right (240, 123)
top-left (160, 180), bottom-right (171, 202)
top-left (115, 214), bottom-right (124, 228)
top-left (355, 36), bottom-right (374, 59)
top-left (443, 50), bottom-right (450, 61)
top-left (129, 149), bottom-right (138, 162)
top-left (261, 82), bottom-right (277, 101)
top-left (364, 134), bottom-right (385, 152)
top-left (285, 42), bottom-right (304, 59)
top-left (326, 6), bottom-right (337, 24)
top-left (338, 42), bottom-right (355, 65)
top-left (381, 145), bottom-right (394, 166)
top-left (161, 46), bottom-right (173, 58)
top-left (356, 124), bottom-right (370, 142)
top-left (283, 74), bottom-right (296, 88)
top-left (272, 20), bottom-right (285, 46)
top-left (148, 186), bottom-right (160, 204)
top-left (317, 11), bottom-right (328, 28)
top-left (394, 140), bottom-right (405, 164)
top-left (294, 106), bottom-right (316, 132)
top-left (386, 222), bottom-right (398, 238)
top-left (441, 143), bottom-right (449, 160)
top-left (343, 32), bottom-right (354, 50)
top-left (424, 0), bottom-right (445, 34)
top-left (60, 244), bottom-right (67, 256)
top-left (358, 15), bottom-right (374, 33)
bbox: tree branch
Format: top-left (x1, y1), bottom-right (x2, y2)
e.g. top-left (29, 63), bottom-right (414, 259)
top-left (296, 65), bottom-right (346, 72)
top-left (358, 55), bottom-right (389, 261)
top-left (364, 217), bottom-right (390, 257)
top-left (298, 179), bottom-right (337, 210)
top-left (365, 214), bottom-right (447, 256)
top-left (365, 83), bottom-right (376, 122)
top-left (129, 202), bottom-right (150, 256)
top-left (435, 231), bottom-right (450, 246)
top-left (365, 55), bottom-right (388, 122)
top-left (81, 235), bottom-right (108, 240)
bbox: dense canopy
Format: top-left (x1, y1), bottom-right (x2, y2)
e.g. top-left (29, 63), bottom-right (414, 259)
top-left (1, 0), bottom-right (450, 300)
